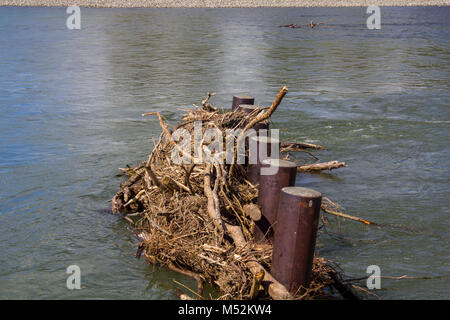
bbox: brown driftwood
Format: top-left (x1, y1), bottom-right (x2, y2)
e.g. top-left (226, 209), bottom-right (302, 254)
top-left (225, 223), bottom-right (292, 300)
top-left (242, 86), bottom-right (288, 134)
top-left (322, 207), bottom-right (378, 226)
top-left (298, 160), bottom-right (347, 172)
top-left (321, 197), bottom-right (378, 226)
top-left (204, 163), bottom-right (225, 236)
top-left (201, 92), bottom-right (217, 112)
top-left (113, 88), bottom-right (359, 300)
top-left (309, 20), bottom-right (324, 28)
top-left (280, 141), bottom-right (325, 150)
top-left (243, 203), bottom-right (261, 221)
top-left (168, 262), bottom-right (204, 296)
top-left (279, 24), bottom-right (302, 29)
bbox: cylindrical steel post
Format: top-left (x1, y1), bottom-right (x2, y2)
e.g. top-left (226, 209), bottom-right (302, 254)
top-left (237, 104), bottom-right (270, 168)
top-left (246, 136), bottom-right (279, 185)
top-left (232, 94), bottom-right (254, 111)
top-left (236, 104), bottom-right (258, 114)
top-left (255, 159), bottom-right (297, 241)
top-left (271, 187), bottom-right (322, 293)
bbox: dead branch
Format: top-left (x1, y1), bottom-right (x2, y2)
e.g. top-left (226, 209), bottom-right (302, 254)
top-left (280, 141), bottom-right (325, 150)
top-left (113, 89), bottom-right (356, 301)
top-left (225, 223), bottom-right (292, 300)
top-left (241, 86), bottom-right (288, 135)
top-left (321, 207), bottom-right (378, 226)
top-left (298, 160), bottom-right (347, 172)
top-left (201, 92), bottom-right (217, 112)
top-left (142, 112), bottom-right (175, 146)
top-left (229, 86), bottom-right (288, 179)
top-left (204, 164), bottom-right (225, 236)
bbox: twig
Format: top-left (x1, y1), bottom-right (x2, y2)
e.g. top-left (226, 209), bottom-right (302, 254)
top-left (169, 262), bottom-right (204, 297)
top-left (249, 269), bottom-right (265, 300)
top-left (143, 211), bottom-right (172, 235)
top-left (202, 244), bottom-right (227, 254)
top-left (172, 279), bottom-right (204, 300)
top-left (198, 254), bottom-right (227, 267)
top-left (241, 86), bottom-right (288, 135)
top-left (142, 112), bottom-right (175, 146)
top-left (142, 112), bottom-right (194, 163)
top-left (144, 166), bottom-right (164, 190)
top-left (123, 189), bottom-right (145, 207)
top-left (379, 274), bottom-right (449, 280)
top-left (321, 206), bottom-right (378, 226)
top-left (280, 141), bottom-right (325, 150)
top-left (182, 164), bottom-right (196, 194)
top-left (201, 92), bottom-right (217, 112)
top-left (351, 284), bottom-right (380, 299)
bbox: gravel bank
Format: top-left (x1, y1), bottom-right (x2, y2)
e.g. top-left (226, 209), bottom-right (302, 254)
top-left (1, 0), bottom-right (449, 8)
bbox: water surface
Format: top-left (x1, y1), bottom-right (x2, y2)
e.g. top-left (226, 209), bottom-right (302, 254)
top-left (0, 6), bottom-right (449, 299)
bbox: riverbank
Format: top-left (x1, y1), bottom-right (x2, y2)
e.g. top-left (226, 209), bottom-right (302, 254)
top-left (1, 0), bottom-right (449, 8)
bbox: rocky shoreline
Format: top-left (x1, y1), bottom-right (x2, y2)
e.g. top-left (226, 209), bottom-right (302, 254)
top-left (1, 0), bottom-right (449, 8)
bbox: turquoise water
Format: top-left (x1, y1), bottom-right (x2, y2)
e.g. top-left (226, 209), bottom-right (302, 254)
top-left (0, 6), bottom-right (448, 299)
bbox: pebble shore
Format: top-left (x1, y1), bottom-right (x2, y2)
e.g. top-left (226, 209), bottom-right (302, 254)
top-left (1, 0), bottom-right (449, 8)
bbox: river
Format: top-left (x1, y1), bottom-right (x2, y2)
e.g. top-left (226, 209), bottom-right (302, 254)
top-left (0, 6), bottom-right (448, 299)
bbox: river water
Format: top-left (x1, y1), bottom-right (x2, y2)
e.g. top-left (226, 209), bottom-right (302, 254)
top-left (0, 6), bottom-right (448, 299)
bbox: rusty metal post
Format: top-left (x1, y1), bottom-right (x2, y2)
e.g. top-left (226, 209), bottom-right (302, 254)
top-left (246, 136), bottom-right (279, 185)
top-left (232, 94), bottom-right (254, 111)
top-left (254, 159), bottom-right (297, 241)
top-left (236, 104), bottom-right (270, 168)
top-left (236, 104), bottom-right (258, 114)
top-left (271, 187), bottom-right (322, 293)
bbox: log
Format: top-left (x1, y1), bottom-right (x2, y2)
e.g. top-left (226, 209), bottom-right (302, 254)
top-left (280, 141), bottom-right (325, 150)
top-left (243, 203), bottom-right (261, 221)
top-left (203, 164), bottom-right (225, 235)
top-left (224, 223), bottom-right (292, 300)
top-left (298, 160), bottom-right (347, 172)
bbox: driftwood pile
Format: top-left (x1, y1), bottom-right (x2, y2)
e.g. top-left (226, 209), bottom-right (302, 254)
top-left (112, 86), bottom-right (357, 300)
